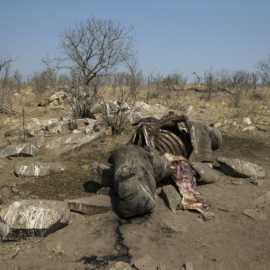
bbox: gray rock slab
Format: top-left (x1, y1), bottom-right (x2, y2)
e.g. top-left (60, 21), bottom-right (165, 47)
top-left (44, 129), bottom-right (105, 155)
top-left (66, 195), bottom-right (112, 215)
top-left (129, 101), bottom-right (169, 123)
top-left (88, 161), bottom-right (113, 187)
top-left (191, 162), bottom-right (223, 184)
top-left (0, 200), bottom-right (70, 241)
top-left (0, 142), bottom-right (40, 157)
top-left (160, 185), bottom-right (182, 212)
top-left (14, 161), bottom-right (65, 177)
top-left (216, 157), bottom-right (266, 179)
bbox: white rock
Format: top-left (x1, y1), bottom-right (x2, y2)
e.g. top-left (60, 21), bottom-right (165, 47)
top-left (14, 161), bottom-right (65, 177)
top-left (243, 117), bottom-right (252, 125)
top-left (0, 200), bottom-right (70, 240)
top-left (214, 122), bottom-right (222, 128)
top-left (242, 126), bottom-right (256, 132)
top-left (186, 105), bottom-right (193, 115)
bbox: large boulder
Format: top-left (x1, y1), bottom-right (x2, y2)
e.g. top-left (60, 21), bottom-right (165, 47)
top-left (4, 129), bottom-right (34, 144)
top-left (0, 142), bottom-right (40, 157)
top-left (44, 128), bottom-right (106, 155)
top-left (26, 118), bottom-right (58, 136)
top-left (191, 162), bottom-right (223, 184)
top-left (129, 101), bottom-right (169, 123)
top-left (0, 200), bottom-right (70, 241)
top-left (215, 157), bottom-right (266, 179)
top-left (14, 161), bottom-right (65, 177)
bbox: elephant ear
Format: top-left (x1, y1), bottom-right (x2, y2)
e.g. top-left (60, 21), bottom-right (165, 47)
top-left (208, 126), bottom-right (222, 151)
top-left (188, 121), bottom-right (216, 162)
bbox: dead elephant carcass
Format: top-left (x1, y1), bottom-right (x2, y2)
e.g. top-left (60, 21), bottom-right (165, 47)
top-left (109, 113), bottom-right (222, 218)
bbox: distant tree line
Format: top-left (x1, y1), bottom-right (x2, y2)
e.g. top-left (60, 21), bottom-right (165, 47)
top-left (1, 16), bottom-right (270, 115)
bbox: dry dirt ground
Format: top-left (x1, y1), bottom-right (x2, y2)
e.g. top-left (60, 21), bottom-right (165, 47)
top-left (0, 88), bottom-right (270, 270)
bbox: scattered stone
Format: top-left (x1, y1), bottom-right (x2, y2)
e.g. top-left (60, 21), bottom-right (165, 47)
top-left (242, 126), bottom-right (256, 132)
top-left (133, 255), bottom-right (166, 270)
top-left (186, 105), bottom-right (193, 115)
top-left (129, 101), bottom-right (169, 123)
top-left (4, 129), bottom-right (34, 143)
top-left (86, 162), bottom-right (113, 189)
top-left (182, 262), bottom-right (194, 270)
top-left (243, 117), bottom-right (252, 125)
top-left (66, 195), bottom-right (112, 215)
top-left (191, 162), bottom-right (223, 184)
top-left (74, 118), bottom-right (97, 131)
top-left (44, 118), bottom-right (97, 135)
top-left (160, 185), bottom-right (182, 213)
top-left (109, 261), bottom-right (132, 270)
top-left (255, 191), bottom-right (270, 207)
top-left (0, 142), bottom-right (40, 157)
top-left (44, 121), bottom-right (65, 134)
top-left (48, 91), bottom-right (67, 106)
top-left (44, 129), bottom-right (106, 155)
top-left (243, 209), bottom-right (267, 221)
top-left (214, 122), bottom-right (222, 128)
top-left (215, 157), bottom-right (266, 179)
top-left (0, 200), bottom-right (70, 241)
top-left (26, 118), bottom-right (58, 136)
top-left (14, 161), bottom-right (65, 177)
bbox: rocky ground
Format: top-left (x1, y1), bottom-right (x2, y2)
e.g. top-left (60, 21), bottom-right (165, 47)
top-left (0, 87), bottom-right (269, 270)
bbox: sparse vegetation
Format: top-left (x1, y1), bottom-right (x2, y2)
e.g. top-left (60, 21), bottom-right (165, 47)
top-left (1, 7), bottom-right (270, 270)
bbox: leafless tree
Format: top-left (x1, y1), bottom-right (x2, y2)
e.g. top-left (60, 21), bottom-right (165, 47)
top-left (0, 57), bottom-right (14, 114)
top-left (13, 70), bottom-right (23, 90)
top-left (204, 72), bottom-right (214, 100)
top-left (61, 17), bottom-right (134, 119)
top-left (102, 68), bottom-right (139, 135)
top-left (230, 71), bottom-right (252, 107)
top-left (0, 57), bottom-right (12, 75)
top-left (31, 67), bottom-right (58, 94)
top-left (192, 72), bottom-right (201, 85)
top-left (257, 55), bottom-right (270, 86)
top-left (61, 17), bottom-right (133, 87)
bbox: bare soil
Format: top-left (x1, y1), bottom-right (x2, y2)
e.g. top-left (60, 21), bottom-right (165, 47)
top-left (0, 88), bottom-right (270, 270)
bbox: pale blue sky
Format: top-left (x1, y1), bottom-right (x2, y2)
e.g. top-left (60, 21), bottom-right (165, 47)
top-left (1, 0), bottom-right (269, 77)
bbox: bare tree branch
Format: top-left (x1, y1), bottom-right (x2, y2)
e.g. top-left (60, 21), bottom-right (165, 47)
top-left (62, 17), bottom-right (134, 87)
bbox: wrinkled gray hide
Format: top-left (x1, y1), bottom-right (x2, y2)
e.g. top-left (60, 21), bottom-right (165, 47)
top-left (188, 121), bottom-right (222, 162)
top-left (109, 145), bottom-right (167, 218)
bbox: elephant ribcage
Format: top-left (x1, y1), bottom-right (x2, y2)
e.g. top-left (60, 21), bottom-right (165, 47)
top-left (131, 126), bottom-right (187, 157)
top-left (154, 130), bottom-right (187, 156)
